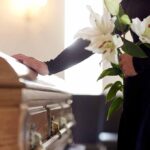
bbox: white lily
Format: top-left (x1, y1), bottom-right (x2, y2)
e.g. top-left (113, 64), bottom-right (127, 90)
top-left (131, 16), bottom-right (150, 43)
top-left (75, 6), bottom-right (123, 63)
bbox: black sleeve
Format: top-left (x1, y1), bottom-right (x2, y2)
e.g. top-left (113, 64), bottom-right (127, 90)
top-left (133, 44), bottom-right (150, 74)
top-left (45, 38), bottom-right (93, 75)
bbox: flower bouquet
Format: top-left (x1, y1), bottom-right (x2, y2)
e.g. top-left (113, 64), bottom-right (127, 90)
top-left (75, 0), bottom-right (150, 119)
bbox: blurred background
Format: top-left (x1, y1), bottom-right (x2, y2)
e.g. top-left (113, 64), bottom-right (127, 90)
top-left (0, 1), bottom-right (122, 149)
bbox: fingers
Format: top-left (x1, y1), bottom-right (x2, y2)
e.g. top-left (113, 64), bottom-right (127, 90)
top-left (12, 54), bottom-right (27, 59)
top-left (21, 57), bottom-right (38, 71)
top-left (12, 54), bottom-right (35, 69)
top-left (119, 54), bottom-right (137, 77)
top-left (119, 54), bottom-right (129, 76)
top-left (12, 54), bottom-right (28, 63)
top-left (13, 54), bottom-right (49, 75)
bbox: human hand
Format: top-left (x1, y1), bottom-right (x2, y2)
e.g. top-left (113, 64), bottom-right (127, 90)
top-left (12, 54), bottom-right (49, 75)
top-left (119, 54), bottom-right (137, 77)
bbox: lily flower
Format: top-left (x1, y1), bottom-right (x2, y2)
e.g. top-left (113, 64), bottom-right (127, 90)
top-left (75, 6), bottom-right (123, 63)
top-left (131, 16), bottom-right (150, 44)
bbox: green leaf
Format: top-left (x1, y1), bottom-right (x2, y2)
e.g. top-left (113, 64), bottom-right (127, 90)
top-left (106, 81), bottom-right (123, 101)
top-left (111, 63), bottom-right (124, 78)
top-left (107, 97), bottom-right (123, 120)
top-left (111, 63), bottom-right (120, 69)
top-left (104, 0), bottom-right (120, 15)
top-left (104, 83), bottom-right (113, 91)
top-left (97, 67), bottom-right (122, 81)
top-left (120, 14), bottom-right (131, 25)
top-left (122, 39), bottom-right (148, 58)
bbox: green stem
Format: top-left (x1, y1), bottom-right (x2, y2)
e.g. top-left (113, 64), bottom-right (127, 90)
top-left (117, 48), bottom-right (125, 79)
top-left (136, 41), bottom-right (142, 46)
top-left (117, 48), bottom-right (122, 56)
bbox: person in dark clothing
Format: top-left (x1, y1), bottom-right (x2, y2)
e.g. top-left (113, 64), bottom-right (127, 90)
top-left (13, 0), bottom-right (150, 149)
top-left (117, 0), bottom-right (150, 150)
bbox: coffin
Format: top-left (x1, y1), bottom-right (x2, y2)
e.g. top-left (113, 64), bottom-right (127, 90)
top-left (0, 52), bottom-right (74, 150)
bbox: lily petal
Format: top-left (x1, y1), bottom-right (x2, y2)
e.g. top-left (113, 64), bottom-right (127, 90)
top-left (131, 16), bottom-right (150, 44)
top-left (131, 18), bottom-right (145, 36)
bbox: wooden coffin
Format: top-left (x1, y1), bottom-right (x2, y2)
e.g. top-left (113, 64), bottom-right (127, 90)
top-left (0, 52), bottom-right (74, 150)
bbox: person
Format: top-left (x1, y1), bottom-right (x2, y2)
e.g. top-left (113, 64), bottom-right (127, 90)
top-left (13, 0), bottom-right (150, 149)
top-left (117, 0), bottom-right (150, 150)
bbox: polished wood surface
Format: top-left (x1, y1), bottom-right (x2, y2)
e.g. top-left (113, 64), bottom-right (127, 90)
top-left (0, 52), bottom-right (74, 150)
top-left (28, 107), bottom-right (49, 141)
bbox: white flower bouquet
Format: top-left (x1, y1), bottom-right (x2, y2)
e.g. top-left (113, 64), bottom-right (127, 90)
top-left (75, 0), bottom-right (150, 118)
